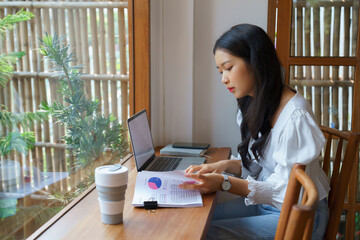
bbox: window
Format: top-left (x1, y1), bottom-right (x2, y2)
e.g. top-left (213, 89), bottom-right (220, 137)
top-left (0, 1), bottom-right (150, 238)
top-left (269, 0), bottom-right (360, 238)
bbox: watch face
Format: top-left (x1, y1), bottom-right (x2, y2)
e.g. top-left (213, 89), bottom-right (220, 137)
top-left (222, 181), bottom-right (231, 191)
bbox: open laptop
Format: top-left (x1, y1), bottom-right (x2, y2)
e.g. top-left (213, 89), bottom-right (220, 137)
top-left (127, 109), bottom-right (205, 172)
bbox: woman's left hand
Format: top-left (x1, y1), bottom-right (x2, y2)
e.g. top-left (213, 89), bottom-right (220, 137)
top-left (178, 172), bottom-right (223, 194)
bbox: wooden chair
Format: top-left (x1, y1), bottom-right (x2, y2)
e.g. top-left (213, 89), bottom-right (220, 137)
top-left (275, 163), bottom-right (319, 240)
top-left (320, 126), bottom-right (360, 240)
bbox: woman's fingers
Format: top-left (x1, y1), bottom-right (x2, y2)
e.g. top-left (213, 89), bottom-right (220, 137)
top-left (184, 172), bottom-right (203, 181)
top-left (186, 160), bottom-right (229, 174)
top-left (179, 172), bottom-right (204, 189)
top-left (185, 165), bottom-right (198, 173)
top-left (178, 181), bottom-right (201, 191)
top-left (185, 164), bottom-right (207, 174)
top-left (197, 166), bottom-right (219, 174)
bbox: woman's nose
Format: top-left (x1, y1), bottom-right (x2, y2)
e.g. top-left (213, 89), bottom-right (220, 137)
top-left (222, 74), bottom-right (229, 85)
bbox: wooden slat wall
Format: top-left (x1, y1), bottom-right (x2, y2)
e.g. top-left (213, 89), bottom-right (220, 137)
top-left (119, 0), bottom-right (128, 124)
top-left (332, 6), bottom-right (340, 129)
top-left (99, 8), bottom-right (109, 117)
top-left (289, 1), bottom-right (356, 131)
top-left (323, 6), bottom-right (331, 127)
top-left (304, 5), bottom-right (312, 104)
top-left (0, 1), bottom-right (129, 238)
top-left (343, 6), bottom-right (350, 131)
top-left (67, 6), bottom-right (77, 188)
top-left (273, 0), bottom-right (360, 239)
top-left (296, 6), bottom-right (304, 96)
top-left (90, 7), bottom-right (101, 107)
top-left (313, 6), bottom-right (321, 123)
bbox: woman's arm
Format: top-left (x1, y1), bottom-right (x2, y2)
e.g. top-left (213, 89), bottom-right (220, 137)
top-left (227, 175), bottom-right (250, 196)
top-left (178, 172), bottom-right (250, 197)
top-left (223, 159), bottom-right (242, 175)
top-left (185, 159), bottom-right (242, 176)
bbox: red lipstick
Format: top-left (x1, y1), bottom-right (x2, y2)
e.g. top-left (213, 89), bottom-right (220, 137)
top-left (227, 87), bottom-right (234, 93)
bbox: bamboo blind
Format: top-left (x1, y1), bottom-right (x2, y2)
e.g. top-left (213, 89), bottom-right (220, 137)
top-left (289, 0), bottom-right (358, 131)
top-left (0, 1), bottom-right (129, 237)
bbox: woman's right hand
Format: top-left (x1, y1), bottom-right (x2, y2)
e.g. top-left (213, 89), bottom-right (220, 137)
top-left (185, 160), bottom-right (229, 174)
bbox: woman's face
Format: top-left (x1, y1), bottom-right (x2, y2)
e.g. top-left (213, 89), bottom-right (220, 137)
top-left (214, 49), bottom-right (255, 98)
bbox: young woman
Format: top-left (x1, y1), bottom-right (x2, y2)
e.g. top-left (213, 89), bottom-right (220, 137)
top-left (179, 24), bottom-right (330, 240)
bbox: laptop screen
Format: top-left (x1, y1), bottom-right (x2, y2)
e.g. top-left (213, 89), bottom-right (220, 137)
top-left (127, 109), bottom-right (155, 170)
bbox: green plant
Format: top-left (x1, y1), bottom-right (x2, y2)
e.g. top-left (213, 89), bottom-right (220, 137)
top-left (0, 9), bottom-right (45, 157)
top-left (0, 9), bottom-right (34, 87)
top-left (38, 33), bottom-right (128, 170)
top-left (0, 110), bottom-right (47, 156)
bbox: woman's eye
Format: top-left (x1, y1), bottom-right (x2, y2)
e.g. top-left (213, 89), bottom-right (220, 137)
top-left (226, 66), bottom-right (233, 71)
top-left (218, 71), bottom-right (223, 75)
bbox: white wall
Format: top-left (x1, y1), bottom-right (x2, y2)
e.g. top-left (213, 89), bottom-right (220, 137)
top-left (151, 0), bottom-right (268, 154)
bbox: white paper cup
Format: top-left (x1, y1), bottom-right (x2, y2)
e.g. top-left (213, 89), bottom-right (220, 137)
top-left (95, 164), bottom-right (128, 224)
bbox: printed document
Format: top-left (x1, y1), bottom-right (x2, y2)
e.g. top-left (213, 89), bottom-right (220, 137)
top-left (132, 170), bottom-right (203, 207)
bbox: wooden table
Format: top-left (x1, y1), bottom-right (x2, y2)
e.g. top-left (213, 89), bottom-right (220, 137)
top-left (34, 147), bottom-right (231, 240)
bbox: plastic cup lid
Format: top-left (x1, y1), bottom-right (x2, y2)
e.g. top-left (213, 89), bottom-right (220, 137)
top-left (95, 164), bottom-right (128, 187)
top-left (95, 164), bottom-right (128, 175)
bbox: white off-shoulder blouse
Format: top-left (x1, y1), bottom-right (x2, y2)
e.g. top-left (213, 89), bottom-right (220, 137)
top-left (232, 92), bottom-right (330, 210)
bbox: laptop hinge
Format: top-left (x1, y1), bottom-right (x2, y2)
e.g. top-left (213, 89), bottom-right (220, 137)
top-left (139, 153), bottom-right (156, 171)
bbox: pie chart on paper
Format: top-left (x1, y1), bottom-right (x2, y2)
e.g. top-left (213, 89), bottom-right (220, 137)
top-left (148, 177), bottom-right (162, 189)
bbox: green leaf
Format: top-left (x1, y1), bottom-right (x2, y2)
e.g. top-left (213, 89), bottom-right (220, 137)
top-left (108, 114), bottom-right (116, 122)
top-left (0, 52), bottom-right (21, 87)
top-left (0, 9), bottom-right (34, 38)
top-left (0, 109), bottom-right (48, 132)
top-left (0, 131), bottom-right (35, 156)
top-left (0, 10), bottom-right (33, 87)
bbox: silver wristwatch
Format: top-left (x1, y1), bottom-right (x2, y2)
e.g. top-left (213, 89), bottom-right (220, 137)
top-left (221, 174), bottom-right (231, 191)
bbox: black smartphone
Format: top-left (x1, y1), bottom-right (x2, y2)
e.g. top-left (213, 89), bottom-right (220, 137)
top-left (172, 142), bottom-right (210, 149)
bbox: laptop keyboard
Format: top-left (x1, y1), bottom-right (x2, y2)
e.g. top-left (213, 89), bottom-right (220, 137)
top-left (148, 157), bottom-right (182, 171)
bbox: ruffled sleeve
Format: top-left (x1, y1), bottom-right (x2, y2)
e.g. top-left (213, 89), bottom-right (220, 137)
top-left (244, 109), bottom-right (325, 209)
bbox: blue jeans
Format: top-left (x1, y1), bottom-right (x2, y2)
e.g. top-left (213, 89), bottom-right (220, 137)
top-left (206, 197), bottom-right (329, 240)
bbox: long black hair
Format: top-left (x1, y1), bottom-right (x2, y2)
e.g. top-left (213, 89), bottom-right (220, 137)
top-left (213, 24), bottom-right (284, 170)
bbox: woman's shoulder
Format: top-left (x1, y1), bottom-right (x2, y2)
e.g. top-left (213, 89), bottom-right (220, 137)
top-left (272, 92), bottom-right (325, 157)
top-left (273, 92), bottom-right (316, 132)
top-left (288, 92), bottom-right (313, 114)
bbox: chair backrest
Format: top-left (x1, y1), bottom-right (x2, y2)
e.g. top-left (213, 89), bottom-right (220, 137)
top-left (320, 126), bottom-right (360, 240)
top-left (275, 163), bottom-right (319, 240)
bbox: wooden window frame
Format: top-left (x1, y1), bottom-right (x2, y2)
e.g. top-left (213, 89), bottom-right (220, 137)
top-left (129, 0), bottom-right (150, 120)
